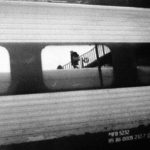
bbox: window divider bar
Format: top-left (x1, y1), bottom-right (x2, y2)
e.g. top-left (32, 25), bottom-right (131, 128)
top-left (95, 44), bottom-right (103, 87)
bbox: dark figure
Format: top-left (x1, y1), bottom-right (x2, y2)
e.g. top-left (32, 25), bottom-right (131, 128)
top-left (57, 65), bottom-right (63, 69)
top-left (70, 51), bottom-right (80, 68)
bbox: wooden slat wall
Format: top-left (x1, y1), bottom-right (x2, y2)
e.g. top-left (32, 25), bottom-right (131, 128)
top-left (0, 1), bottom-right (150, 43)
top-left (0, 86), bottom-right (150, 145)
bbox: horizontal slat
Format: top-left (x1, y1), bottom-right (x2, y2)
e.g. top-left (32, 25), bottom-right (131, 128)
top-left (1, 114), bottom-right (150, 140)
top-left (1, 105), bottom-right (150, 133)
top-left (0, 98), bottom-right (149, 128)
top-left (0, 1), bottom-right (150, 43)
top-left (1, 20), bottom-right (149, 27)
top-left (0, 85), bottom-right (150, 103)
top-left (0, 84), bottom-right (150, 103)
top-left (0, 95), bottom-right (149, 115)
top-left (1, 119), bottom-right (149, 146)
top-left (0, 86), bottom-right (150, 145)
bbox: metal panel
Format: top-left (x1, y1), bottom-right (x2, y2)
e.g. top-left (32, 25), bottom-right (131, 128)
top-left (0, 86), bottom-right (150, 145)
top-left (0, 1), bottom-right (150, 43)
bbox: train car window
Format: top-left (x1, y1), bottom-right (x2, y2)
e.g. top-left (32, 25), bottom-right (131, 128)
top-left (0, 46), bottom-right (11, 94)
top-left (111, 44), bottom-right (150, 88)
top-left (42, 45), bottom-right (94, 70)
top-left (136, 44), bottom-right (150, 86)
top-left (41, 45), bottom-right (113, 92)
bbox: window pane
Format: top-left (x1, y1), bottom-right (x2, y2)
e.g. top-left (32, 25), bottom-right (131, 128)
top-left (42, 45), bottom-right (94, 70)
top-left (136, 45), bottom-right (150, 86)
top-left (41, 45), bottom-right (113, 92)
top-left (0, 46), bottom-right (11, 94)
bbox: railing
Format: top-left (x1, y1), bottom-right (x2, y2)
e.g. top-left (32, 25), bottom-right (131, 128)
top-left (63, 45), bottom-right (111, 69)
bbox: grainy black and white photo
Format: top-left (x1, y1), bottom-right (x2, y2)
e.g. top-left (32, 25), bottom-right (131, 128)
top-left (0, 0), bottom-right (150, 150)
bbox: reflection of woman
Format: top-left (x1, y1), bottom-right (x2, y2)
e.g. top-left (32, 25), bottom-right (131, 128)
top-left (70, 51), bottom-right (80, 68)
